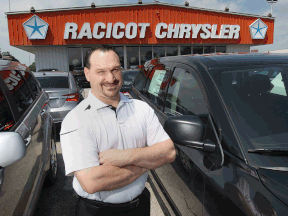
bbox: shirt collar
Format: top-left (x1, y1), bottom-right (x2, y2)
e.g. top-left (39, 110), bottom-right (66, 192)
top-left (87, 90), bottom-right (132, 110)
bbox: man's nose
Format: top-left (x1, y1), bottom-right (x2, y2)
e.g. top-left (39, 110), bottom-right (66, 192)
top-left (106, 71), bottom-right (116, 83)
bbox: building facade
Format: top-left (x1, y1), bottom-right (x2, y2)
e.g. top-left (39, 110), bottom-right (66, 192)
top-left (6, 2), bottom-right (275, 71)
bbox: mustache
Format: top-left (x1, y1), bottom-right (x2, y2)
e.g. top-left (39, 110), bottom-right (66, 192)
top-left (102, 80), bottom-right (120, 85)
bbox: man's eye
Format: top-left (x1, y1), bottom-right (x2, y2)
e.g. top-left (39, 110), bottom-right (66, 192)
top-left (98, 71), bottom-right (104, 74)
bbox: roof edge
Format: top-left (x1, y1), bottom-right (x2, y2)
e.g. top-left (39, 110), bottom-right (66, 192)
top-left (5, 2), bottom-right (275, 20)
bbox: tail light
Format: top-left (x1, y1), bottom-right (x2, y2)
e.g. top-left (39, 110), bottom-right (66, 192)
top-left (63, 93), bottom-right (80, 102)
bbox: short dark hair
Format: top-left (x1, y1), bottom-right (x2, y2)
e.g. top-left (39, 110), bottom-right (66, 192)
top-left (84, 45), bottom-right (119, 69)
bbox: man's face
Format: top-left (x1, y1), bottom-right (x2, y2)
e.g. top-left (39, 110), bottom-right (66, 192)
top-left (84, 50), bottom-right (123, 100)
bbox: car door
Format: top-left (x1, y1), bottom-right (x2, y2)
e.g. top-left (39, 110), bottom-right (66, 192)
top-left (163, 63), bottom-right (216, 215)
top-left (0, 69), bottom-right (48, 215)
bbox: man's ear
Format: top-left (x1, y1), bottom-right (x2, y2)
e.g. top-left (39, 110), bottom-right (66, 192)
top-left (84, 67), bottom-right (90, 82)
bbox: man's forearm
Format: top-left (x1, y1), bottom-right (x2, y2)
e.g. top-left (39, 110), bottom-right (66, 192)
top-left (75, 165), bottom-right (148, 194)
top-left (127, 139), bottom-right (176, 170)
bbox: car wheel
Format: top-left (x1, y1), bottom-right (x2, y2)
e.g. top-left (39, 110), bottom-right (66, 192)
top-left (44, 137), bottom-right (58, 187)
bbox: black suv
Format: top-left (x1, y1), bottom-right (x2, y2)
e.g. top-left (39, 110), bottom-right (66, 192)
top-left (0, 59), bottom-right (58, 215)
top-left (130, 53), bottom-right (288, 216)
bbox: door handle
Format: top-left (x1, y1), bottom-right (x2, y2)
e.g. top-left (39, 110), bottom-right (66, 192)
top-left (25, 135), bottom-right (32, 146)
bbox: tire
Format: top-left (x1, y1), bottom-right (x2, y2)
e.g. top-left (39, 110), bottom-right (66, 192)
top-left (44, 137), bottom-right (58, 187)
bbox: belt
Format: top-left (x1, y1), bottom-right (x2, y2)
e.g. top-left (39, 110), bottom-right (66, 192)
top-left (78, 194), bottom-right (141, 213)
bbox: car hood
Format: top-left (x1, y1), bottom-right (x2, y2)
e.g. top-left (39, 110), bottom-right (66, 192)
top-left (257, 168), bottom-right (288, 206)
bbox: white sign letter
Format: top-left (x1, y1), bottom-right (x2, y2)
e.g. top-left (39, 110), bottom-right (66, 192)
top-left (179, 24), bottom-right (191, 38)
top-left (112, 22), bottom-right (125, 39)
top-left (93, 22), bottom-right (106, 39)
top-left (200, 24), bottom-right (211, 39)
top-left (125, 22), bottom-right (138, 39)
top-left (155, 23), bottom-right (167, 39)
top-left (211, 24), bottom-right (219, 39)
top-left (228, 25), bottom-right (240, 39)
top-left (64, 23), bottom-right (78, 39)
top-left (77, 23), bottom-right (92, 39)
top-left (191, 24), bottom-right (202, 38)
top-left (219, 25), bottom-right (230, 39)
top-left (138, 23), bottom-right (150, 38)
top-left (106, 23), bottom-right (113, 38)
top-left (167, 24), bottom-right (180, 38)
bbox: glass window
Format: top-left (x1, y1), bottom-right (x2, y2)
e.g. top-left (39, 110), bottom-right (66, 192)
top-left (166, 46), bottom-right (178, 56)
top-left (165, 67), bottom-right (208, 116)
top-left (140, 46), bottom-right (152, 65)
top-left (68, 47), bottom-right (82, 71)
top-left (144, 62), bottom-right (172, 110)
top-left (114, 46), bottom-right (124, 69)
top-left (127, 46), bottom-right (139, 69)
top-left (210, 66), bottom-right (288, 150)
top-left (153, 46), bottom-right (165, 58)
top-left (216, 46), bottom-right (226, 53)
top-left (180, 46), bottom-right (192, 55)
top-left (26, 73), bottom-right (42, 97)
top-left (193, 46), bottom-right (203, 54)
top-left (204, 46), bottom-right (215, 54)
top-left (36, 76), bottom-right (69, 88)
top-left (2, 70), bottom-right (33, 116)
top-left (134, 68), bottom-right (148, 91)
top-left (0, 87), bottom-right (14, 131)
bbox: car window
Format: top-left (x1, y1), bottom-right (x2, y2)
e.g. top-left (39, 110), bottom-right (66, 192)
top-left (143, 62), bottom-right (172, 110)
top-left (210, 66), bottom-right (288, 150)
top-left (165, 67), bottom-right (209, 116)
top-left (0, 87), bottom-right (15, 131)
top-left (36, 76), bottom-right (69, 88)
top-left (25, 72), bottom-right (42, 97)
top-left (1, 70), bottom-right (33, 116)
top-left (133, 68), bottom-right (148, 91)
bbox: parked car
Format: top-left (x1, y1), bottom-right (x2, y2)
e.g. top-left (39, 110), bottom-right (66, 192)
top-left (38, 68), bottom-right (59, 72)
top-left (120, 69), bottom-right (140, 98)
top-left (34, 71), bottom-right (84, 124)
top-left (130, 53), bottom-right (288, 216)
top-left (72, 67), bottom-right (90, 89)
top-left (0, 59), bottom-right (57, 215)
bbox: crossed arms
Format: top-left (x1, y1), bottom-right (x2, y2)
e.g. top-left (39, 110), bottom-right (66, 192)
top-left (74, 139), bottom-right (176, 194)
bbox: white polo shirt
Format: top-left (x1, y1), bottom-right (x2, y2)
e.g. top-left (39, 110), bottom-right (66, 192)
top-left (60, 91), bottom-right (170, 204)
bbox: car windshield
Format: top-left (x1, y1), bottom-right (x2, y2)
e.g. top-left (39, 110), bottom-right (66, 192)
top-left (211, 65), bottom-right (288, 150)
top-left (36, 76), bottom-right (69, 88)
top-left (122, 71), bottom-right (139, 81)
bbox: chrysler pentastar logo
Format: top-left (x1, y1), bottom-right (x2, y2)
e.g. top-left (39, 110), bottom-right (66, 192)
top-left (249, 19), bottom-right (268, 40)
top-left (23, 15), bottom-right (49, 40)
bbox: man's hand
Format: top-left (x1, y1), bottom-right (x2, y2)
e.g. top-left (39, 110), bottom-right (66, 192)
top-left (99, 149), bottom-right (132, 167)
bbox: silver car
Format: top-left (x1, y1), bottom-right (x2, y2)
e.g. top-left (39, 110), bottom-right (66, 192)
top-left (34, 71), bottom-right (84, 124)
top-left (0, 59), bottom-right (57, 215)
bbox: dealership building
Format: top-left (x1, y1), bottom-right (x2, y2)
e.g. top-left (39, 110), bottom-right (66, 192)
top-left (6, 2), bottom-right (274, 71)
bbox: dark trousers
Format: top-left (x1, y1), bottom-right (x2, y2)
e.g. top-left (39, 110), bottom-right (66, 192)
top-left (75, 187), bottom-right (151, 216)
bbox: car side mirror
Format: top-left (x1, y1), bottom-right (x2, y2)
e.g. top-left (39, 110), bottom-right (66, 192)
top-left (164, 115), bottom-right (216, 153)
top-left (0, 132), bottom-right (26, 167)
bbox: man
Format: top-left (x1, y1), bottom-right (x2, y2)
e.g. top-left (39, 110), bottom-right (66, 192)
top-left (60, 45), bottom-right (176, 216)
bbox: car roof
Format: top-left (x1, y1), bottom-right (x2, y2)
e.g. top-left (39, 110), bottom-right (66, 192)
top-left (33, 71), bottom-right (69, 77)
top-left (160, 53), bottom-right (288, 70)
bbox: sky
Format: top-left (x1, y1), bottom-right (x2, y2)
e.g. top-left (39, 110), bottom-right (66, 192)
top-left (1, 0), bottom-right (287, 67)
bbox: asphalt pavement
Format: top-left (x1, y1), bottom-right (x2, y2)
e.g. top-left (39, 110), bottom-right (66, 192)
top-left (33, 89), bottom-right (165, 216)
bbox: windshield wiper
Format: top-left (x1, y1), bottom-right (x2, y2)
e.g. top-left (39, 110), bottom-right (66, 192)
top-left (248, 149), bottom-right (288, 155)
